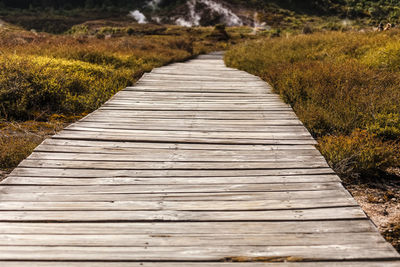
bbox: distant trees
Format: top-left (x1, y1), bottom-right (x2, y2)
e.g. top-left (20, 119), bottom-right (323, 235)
top-left (0, 0), bottom-right (399, 23)
top-left (0, 0), bottom-right (148, 9)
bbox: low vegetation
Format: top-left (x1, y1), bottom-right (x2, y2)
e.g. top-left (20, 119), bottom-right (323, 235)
top-left (225, 30), bottom-right (400, 180)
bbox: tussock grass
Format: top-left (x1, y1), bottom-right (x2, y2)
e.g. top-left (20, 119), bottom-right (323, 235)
top-left (225, 30), bottom-right (400, 179)
top-left (0, 29), bottom-right (196, 121)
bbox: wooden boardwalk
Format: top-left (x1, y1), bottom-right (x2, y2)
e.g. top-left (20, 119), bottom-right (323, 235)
top-left (0, 52), bottom-right (399, 266)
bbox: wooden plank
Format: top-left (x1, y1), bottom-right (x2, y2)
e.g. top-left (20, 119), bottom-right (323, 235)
top-left (101, 105), bottom-right (291, 111)
top-left (0, 233), bottom-right (385, 247)
top-left (19, 159), bottom-right (329, 169)
top-left (40, 139), bottom-right (317, 151)
top-left (34, 145), bottom-right (319, 155)
top-left (0, 221), bottom-right (378, 234)
top-left (52, 132), bottom-right (318, 145)
top-left (62, 127), bottom-right (312, 135)
top-left (9, 167), bottom-right (336, 177)
top-left (0, 245), bottom-right (396, 261)
top-left (2, 175), bottom-right (342, 185)
top-left (60, 128), bottom-right (314, 139)
top-left (0, 190), bottom-right (351, 202)
top-left (105, 100), bottom-right (286, 105)
top-left (122, 88), bottom-right (272, 94)
top-left (0, 198), bottom-right (357, 211)
top-left (34, 146), bottom-right (318, 156)
top-left (81, 116), bottom-right (300, 122)
top-left (0, 207), bottom-right (366, 221)
top-left (1, 262), bottom-right (400, 267)
top-left (87, 108), bottom-right (293, 113)
top-left (27, 151), bottom-right (325, 161)
top-left (113, 91), bottom-right (276, 97)
top-left (70, 123), bottom-right (309, 133)
top-left (109, 98), bottom-right (281, 103)
top-left (0, 183), bottom-right (343, 194)
top-left (81, 118), bottom-right (304, 125)
top-left (142, 74), bottom-right (261, 81)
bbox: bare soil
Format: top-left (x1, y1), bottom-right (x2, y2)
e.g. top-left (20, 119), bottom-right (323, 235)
top-left (345, 174), bottom-right (400, 252)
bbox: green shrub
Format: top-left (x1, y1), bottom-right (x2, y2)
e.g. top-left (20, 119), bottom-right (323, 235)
top-left (0, 54), bottom-right (134, 120)
top-left (0, 29), bottom-right (197, 121)
top-left (318, 130), bottom-right (399, 177)
top-left (367, 113), bottom-right (400, 140)
top-left (362, 40), bottom-right (400, 70)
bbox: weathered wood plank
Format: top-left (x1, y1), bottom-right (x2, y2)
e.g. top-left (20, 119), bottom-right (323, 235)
top-left (0, 207), bottom-right (366, 221)
top-left (58, 128), bottom-right (315, 139)
top-left (0, 245), bottom-right (396, 261)
top-left (0, 197), bottom-right (358, 211)
top-left (0, 190), bottom-right (351, 202)
top-left (69, 123), bottom-right (309, 133)
top-left (19, 159), bottom-right (329, 169)
top-left (2, 174), bottom-right (341, 185)
top-left (33, 146), bottom-right (320, 155)
top-left (0, 221), bottom-right (378, 234)
top-left (1, 262), bottom-right (399, 267)
top-left (81, 118), bottom-right (304, 125)
top-left (0, 233), bottom-right (385, 247)
top-left (8, 167), bottom-right (337, 177)
top-left (40, 139), bottom-right (317, 151)
top-left (26, 151), bottom-right (325, 161)
top-left (52, 132), bottom-right (318, 145)
top-left (0, 183), bottom-right (343, 194)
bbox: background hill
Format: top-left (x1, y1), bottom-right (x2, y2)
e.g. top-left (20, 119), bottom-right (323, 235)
top-left (1, 0), bottom-right (400, 33)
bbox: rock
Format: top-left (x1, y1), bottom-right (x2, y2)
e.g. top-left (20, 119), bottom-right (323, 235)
top-left (208, 24), bottom-right (230, 41)
top-left (383, 209), bottom-right (389, 216)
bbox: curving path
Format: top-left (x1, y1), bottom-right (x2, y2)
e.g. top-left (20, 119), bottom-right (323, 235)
top-left (0, 52), bottom-right (399, 266)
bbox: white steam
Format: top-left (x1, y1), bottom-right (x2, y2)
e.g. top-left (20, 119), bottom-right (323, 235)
top-left (129, 10), bottom-right (148, 24)
top-left (129, 0), bottom-right (160, 24)
top-left (176, 0), bottom-right (201, 27)
top-left (129, 0), bottom-right (244, 27)
top-left (342, 19), bottom-right (352, 27)
top-left (252, 12), bottom-right (268, 34)
top-left (176, 0), bottom-right (243, 27)
top-left (201, 0), bottom-right (242, 26)
top-left (152, 16), bottom-right (162, 23)
top-left (147, 0), bottom-right (162, 10)
top-left (175, 18), bottom-right (193, 27)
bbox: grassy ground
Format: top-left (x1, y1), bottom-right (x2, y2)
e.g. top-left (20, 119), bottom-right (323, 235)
top-left (0, 20), bottom-right (253, 173)
top-left (225, 30), bottom-right (400, 251)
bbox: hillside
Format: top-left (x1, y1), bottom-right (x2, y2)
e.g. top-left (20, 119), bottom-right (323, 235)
top-left (1, 1), bottom-right (400, 33)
